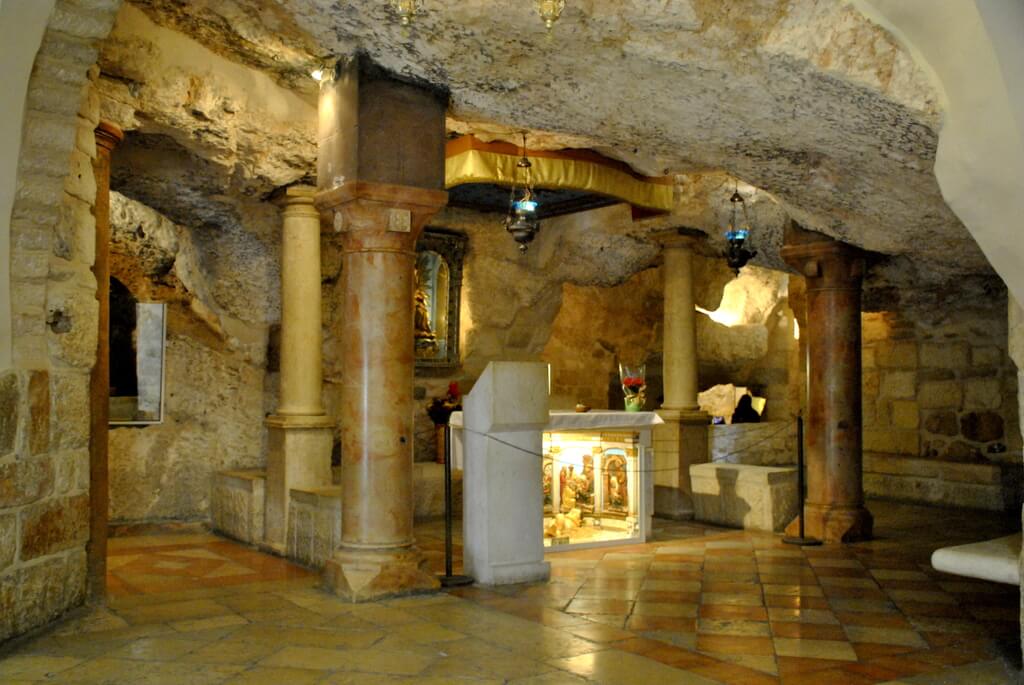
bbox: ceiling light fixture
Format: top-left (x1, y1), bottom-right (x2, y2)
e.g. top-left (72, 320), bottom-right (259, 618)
top-left (391, 0), bottom-right (423, 26)
top-left (536, 0), bottom-right (565, 32)
top-left (505, 133), bottom-right (541, 253)
top-left (724, 184), bottom-right (757, 275)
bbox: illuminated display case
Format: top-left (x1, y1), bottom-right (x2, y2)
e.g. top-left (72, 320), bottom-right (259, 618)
top-left (450, 409), bottom-right (658, 554)
top-left (541, 411), bottom-right (658, 551)
top-left (543, 430), bottom-right (646, 548)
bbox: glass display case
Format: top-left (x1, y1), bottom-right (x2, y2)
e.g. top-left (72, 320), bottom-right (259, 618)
top-left (542, 420), bottom-right (654, 550)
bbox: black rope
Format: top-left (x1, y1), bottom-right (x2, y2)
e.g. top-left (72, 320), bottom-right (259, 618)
top-left (455, 421), bottom-right (794, 474)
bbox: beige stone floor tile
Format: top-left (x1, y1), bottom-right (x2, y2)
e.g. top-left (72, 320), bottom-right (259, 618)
top-left (237, 606), bottom-right (335, 628)
top-left (219, 594), bottom-right (300, 613)
top-left (763, 584), bottom-right (824, 597)
top-left (907, 617), bottom-right (981, 634)
top-left (636, 629), bottom-right (697, 650)
top-left (843, 625), bottom-right (928, 648)
top-left (390, 621), bottom-right (465, 643)
top-left (56, 657), bottom-right (244, 684)
top-left (808, 558), bottom-right (863, 569)
top-left (345, 604), bottom-right (427, 626)
top-left (257, 645), bottom-right (351, 671)
top-left (116, 599), bottom-right (236, 625)
top-left (106, 636), bottom-right (201, 661)
top-left (773, 637), bottom-right (858, 661)
top-left (817, 576), bottom-right (878, 588)
top-left (228, 624), bottom-right (384, 650)
top-left (717, 653), bottom-right (779, 675)
top-left (179, 640), bottom-right (280, 665)
top-left (549, 649), bottom-right (719, 685)
top-left (219, 666), bottom-right (326, 684)
top-left (564, 622), bottom-right (634, 643)
top-left (170, 614), bottom-right (250, 633)
top-left (871, 569), bottom-right (931, 581)
top-left (508, 671), bottom-right (591, 684)
top-left (632, 601), bottom-right (698, 617)
top-left (886, 589), bottom-right (958, 604)
top-left (700, 592), bottom-right (765, 607)
top-left (641, 579), bottom-right (701, 592)
top-left (571, 587), bottom-right (638, 600)
top-left (697, 618), bottom-right (771, 637)
top-left (53, 608), bottom-right (131, 636)
top-left (0, 654), bottom-right (82, 681)
top-left (828, 597), bottom-right (897, 613)
top-left (767, 607), bottom-right (839, 624)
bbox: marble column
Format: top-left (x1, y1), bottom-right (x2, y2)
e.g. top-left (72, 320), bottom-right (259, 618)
top-left (653, 230), bottom-right (709, 520)
top-left (263, 185), bottom-right (333, 553)
top-left (318, 182), bottom-right (447, 600)
top-left (781, 225), bottom-right (872, 543)
top-left (87, 121), bottom-right (123, 603)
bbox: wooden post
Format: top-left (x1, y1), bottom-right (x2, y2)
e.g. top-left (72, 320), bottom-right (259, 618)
top-left (88, 121), bottom-right (123, 603)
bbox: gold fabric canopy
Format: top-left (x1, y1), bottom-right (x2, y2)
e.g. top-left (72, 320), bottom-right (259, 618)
top-left (445, 136), bottom-right (674, 214)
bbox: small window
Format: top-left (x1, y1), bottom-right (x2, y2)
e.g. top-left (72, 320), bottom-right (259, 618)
top-left (109, 277), bottom-right (166, 425)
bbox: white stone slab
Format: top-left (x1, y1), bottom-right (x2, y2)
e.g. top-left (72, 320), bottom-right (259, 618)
top-left (462, 362), bottom-right (551, 585)
top-left (931, 533), bottom-right (1021, 586)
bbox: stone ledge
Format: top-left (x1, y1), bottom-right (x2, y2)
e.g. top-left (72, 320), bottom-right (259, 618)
top-left (690, 463), bottom-right (798, 532)
top-left (931, 533), bottom-right (1021, 586)
top-left (863, 452), bottom-right (1020, 512)
top-left (210, 470), bottom-right (265, 545)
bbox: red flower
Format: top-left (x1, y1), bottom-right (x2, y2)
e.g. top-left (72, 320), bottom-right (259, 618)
top-left (622, 376), bottom-right (645, 387)
top-left (447, 381), bottom-right (460, 399)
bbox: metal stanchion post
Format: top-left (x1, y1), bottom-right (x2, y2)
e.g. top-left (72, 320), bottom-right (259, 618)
top-left (439, 422), bottom-right (473, 587)
top-left (784, 415), bottom-right (821, 546)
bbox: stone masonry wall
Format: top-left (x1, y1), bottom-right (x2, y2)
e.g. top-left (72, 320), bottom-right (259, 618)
top-left (862, 302), bottom-right (1020, 465)
top-left (1, 0), bottom-right (123, 645)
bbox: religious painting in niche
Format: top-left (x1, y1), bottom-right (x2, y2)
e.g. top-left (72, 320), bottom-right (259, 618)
top-left (601, 449), bottom-right (628, 515)
top-left (415, 229), bottom-right (466, 373)
top-left (109, 277), bottom-right (166, 424)
top-left (576, 454), bottom-right (595, 512)
top-left (542, 457), bottom-right (553, 513)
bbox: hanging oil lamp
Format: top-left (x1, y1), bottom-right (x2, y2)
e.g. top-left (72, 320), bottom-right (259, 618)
top-left (391, 0), bottom-right (423, 26)
top-left (536, 0), bottom-right (565, 31)
top-left (724, 185), bottom-right (757, 275)
top-left (505, 133), bottom-right (541, 253)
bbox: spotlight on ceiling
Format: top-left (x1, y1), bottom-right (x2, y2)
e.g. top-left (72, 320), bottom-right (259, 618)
top-left (310, 67), bottom-right (325, 82)
top-left (724, 186), bottom-right (757, 275)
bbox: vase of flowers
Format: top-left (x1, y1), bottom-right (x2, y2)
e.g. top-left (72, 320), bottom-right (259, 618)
top-left (426, 382), bottom-right (462, 464)
top-left (619, 363), bottom-right (646, 412)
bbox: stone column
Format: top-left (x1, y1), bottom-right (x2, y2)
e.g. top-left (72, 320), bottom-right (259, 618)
top-left (781, 225), bottom-right (872, 543)
top-left (262, 185), bottom-right (333, 553)
top-left (318, 182), bottom-right (447, 600)
top-left (87, 121), bottom-right (122, 603)
top-left (653, 230), bottom-right (709, 519)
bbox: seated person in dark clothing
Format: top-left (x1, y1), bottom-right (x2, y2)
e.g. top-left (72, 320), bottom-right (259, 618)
top-left (731, 394), bottom-right (761, 424)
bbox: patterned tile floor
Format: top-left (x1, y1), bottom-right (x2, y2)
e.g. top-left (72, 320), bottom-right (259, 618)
top-left (0, 500), bottom-right (1019, 684)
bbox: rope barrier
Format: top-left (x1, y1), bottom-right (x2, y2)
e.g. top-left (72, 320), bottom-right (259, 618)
top-left (456, 421), bottom-right (794, 475)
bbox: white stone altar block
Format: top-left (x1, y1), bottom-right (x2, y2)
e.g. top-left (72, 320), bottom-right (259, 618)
top-left (462, 362), bottom-right (551, 585)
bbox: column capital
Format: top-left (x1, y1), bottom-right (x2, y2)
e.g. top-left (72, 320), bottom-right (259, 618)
top-left (94, 121), bottom-right (124, 152)
top-left (651, 227), bottom-right (707, 249)
top-left (316, 181), bottom-right (448, 250)
top-left (780, 231), bottom-right (865, 291)
top-left (274, 184), bottom-right (317, 207)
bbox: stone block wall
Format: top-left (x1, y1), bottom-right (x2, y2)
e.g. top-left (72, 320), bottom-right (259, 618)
top-left (1, 0), bottom-right (123, 645)
top-left (709, 421), bottom-right (798, 466)
top-left (862, 306), bottom-right (1020, 464)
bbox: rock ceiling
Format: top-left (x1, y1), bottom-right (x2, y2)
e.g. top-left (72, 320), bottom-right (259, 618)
top-left (110, 0), bottom-right (1001, 308)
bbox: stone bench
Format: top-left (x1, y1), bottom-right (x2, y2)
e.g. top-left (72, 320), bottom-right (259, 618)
top-left (690, 463), bottom-right (798, 533)
top-left (210, 469), bottom-right (265, 545)
top-left (212, 463), bottom-right (462, 566)
top-left (863, 453), bottom-right (1020, 512)
top-left (931, 533), bottom-right (1021, 586)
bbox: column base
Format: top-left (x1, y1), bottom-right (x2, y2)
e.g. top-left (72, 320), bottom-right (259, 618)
top-left (654, 486), bottom-right (694, 520)
top-left (785, 503), bottom-right (873, 543)
top-left (652, 408), bottom-right (708, 520)
top-left (263, 414), bottom-right (334, 550)
top-left (322, 546), bottom-right (439, 602)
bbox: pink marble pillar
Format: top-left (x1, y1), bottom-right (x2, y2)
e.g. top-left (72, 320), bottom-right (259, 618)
top-left (317, 181), bottom-right (447, 600)
top-left (781, 226), bottom-right (872, 543)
